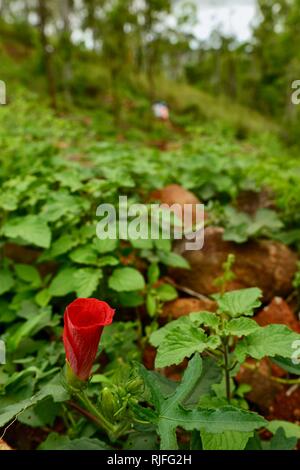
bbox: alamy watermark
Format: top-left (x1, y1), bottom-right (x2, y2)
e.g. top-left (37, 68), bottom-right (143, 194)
top-left (0, 340), bottom-right (6, 364)
top-left (291, 80), bottom-right (300, 105)
top-left (0, 80), bottom-right (6, 105)
top-left (96, 196), bottom-right (205, 251)
top-left (291, 339), bottom-right (300, 365)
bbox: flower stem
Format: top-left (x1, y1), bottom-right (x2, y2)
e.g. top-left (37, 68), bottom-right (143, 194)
top-left (222, 339), bottom-right (231, 403)
top-left (74, 390), bottom-right (117, 437)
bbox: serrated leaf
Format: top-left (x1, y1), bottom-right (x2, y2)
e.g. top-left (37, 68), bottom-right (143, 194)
top-left (155, 325), bottom-right (219, 368)
top-left (74, 268), bottom-right (103, 297)
top-left (190, 311), bottom-right (220, 329)
top-left (2, 215), bottom-right (51, 248)
top-left (47, 234), bottom-right (78, 257)
top-left (183, 357), bottom-right (222, 406)
top-left (216, 288), bottom-right (262, 317)
top-left (201, 430), bottom-right (253, 450)
top-left (49, 267), bottom-right (77, 297)
top-left (139, 355), bottom-right (265, 450)
top-left (158, 251), bottom-right (190, 269)
top-left (108, 267), bottom-right (145, 292)
top-left (150, 316), bottom-right (195, 348)
top-left (223, 317), bottom-right (260, 337)
top-left (0, 269), bottom-right (15, 295)
top-left (235, 324), bottom-right (300, 362)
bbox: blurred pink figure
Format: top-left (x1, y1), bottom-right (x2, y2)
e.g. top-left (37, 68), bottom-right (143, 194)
top-left (152, 101), bottom-right (170, 121)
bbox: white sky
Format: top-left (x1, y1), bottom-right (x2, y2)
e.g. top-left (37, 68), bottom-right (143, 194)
top-left (178, 0), bottom-right (258, 42)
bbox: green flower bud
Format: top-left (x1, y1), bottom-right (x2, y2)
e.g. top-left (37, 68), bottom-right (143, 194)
top-left (126, 378), bottom-right (144, 396)
top-left (100, 387), bottom-right (120, 421)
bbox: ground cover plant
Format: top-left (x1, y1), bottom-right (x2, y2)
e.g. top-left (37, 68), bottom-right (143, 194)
top-left (1, 1), bottom-right (300, 452)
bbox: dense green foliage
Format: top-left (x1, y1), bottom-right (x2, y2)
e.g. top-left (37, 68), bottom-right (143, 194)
top-left (1, 0), bottom-right (300, 452)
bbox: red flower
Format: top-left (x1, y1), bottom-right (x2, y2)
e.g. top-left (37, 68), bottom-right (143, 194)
top-left (63, 298), bottom-right (115, 381)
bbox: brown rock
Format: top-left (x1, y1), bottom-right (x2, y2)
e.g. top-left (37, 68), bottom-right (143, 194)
top-left (236, 359), bottom-right (283, 412)
top-left (3, 243), bottom-right (41, 264)
top-left (267, 388), bottom-right (300, 423)
top-left (150, 184), bottom-right (200, 207)
top-left (149, 184), bottom-right (204, 226)
top-left (255, 297), bottom-right (300, 333)
top-left (170, 227), bottom-right (297, 302)
top-left (161, 297), bottom-right (216, 321)
top-left (0, 439), bottom-right (12, 450)
top-left (235, 188), bottom-right (276, 216)
top-left (3, 243), bottom-right (57, 278)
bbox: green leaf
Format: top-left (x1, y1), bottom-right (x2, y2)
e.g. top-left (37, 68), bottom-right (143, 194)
top-left (158, 251), bottom-right (190, 269)
top-left (69, 245), bottom-right (99, 265)
top-left (130, 238), bottom-right (153, 250)
top-left (267, 420), bottom-right (300, 439)
top-left (139, 356), bottom-right (265, 450)
top-left (124, 431), bottom-right (159, 450)
top-left (154, 239), bottom-right (171, 252)
top-left (97, 255), bottom-right (119, 267)
top-left (0, 377), bottom-right (68, 427)
top-left (147, 263), bottom-right (160, 285)
top-left (15, 264), bottom-right (41, 287)
top-left (183, 357), bottom-right (223, 406)
top-left (0, 269), bottom-right (15, 295)
top-left (155, 284), bottom-right (178, 302)
top-left (35, 288), bottom-right (51, 307)
top-left (235, 324), bottom-right (300, 362)
top-left (118, 291), bottom-right (144, 307)
top-left (268, 427), bottom-right (297, 450)
top-left (150, 316), bottom-right (192, 348)
top-left (146, 293), bottom-right (157, 317)
top-left (108, 267), bottom-right (145, 292)
top-left (190, 311), bottom-right (220, 329)
top-left (215, 288), bottom-right (262, 317)
top-left (39, 433), bottom-right (110, 450)
top-left (47, 234), bottom-right (78, 258)
top-left (155, 324), bottom-right (220, 368)
top-left (18, 397), bottom-right (60, 428)
top-left (223, 318), bottom-right (260, 337)
top-left (7, 308), bottom-right (52, 349)
top-left (271, 356), bottom-right (300, 375)
top-left (2, 215), bottom-right (51, 248)
top-left (94, 237), bottom-right (118, 254)
top-left (55, 170), bottom-right (83, 192)
top-left (201, 430), bottom-right (253, 450)
top-left (74, 268), bottom-right (103, 297)
top-left (249, 209), bottom-right (283, 236)
top-left (49, 267), bottom-right (77, 297)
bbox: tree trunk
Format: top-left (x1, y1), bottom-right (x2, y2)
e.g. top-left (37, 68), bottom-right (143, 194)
top-left (59, 0), bottom-right (73, 104)
top-left (37, 0), bottom-right (57, 110)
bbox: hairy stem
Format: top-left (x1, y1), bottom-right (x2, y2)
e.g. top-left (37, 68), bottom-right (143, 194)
top-left (222, 339), bottom-right (231, 403)
top-left (74, 390), bottom-right (116, 436)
